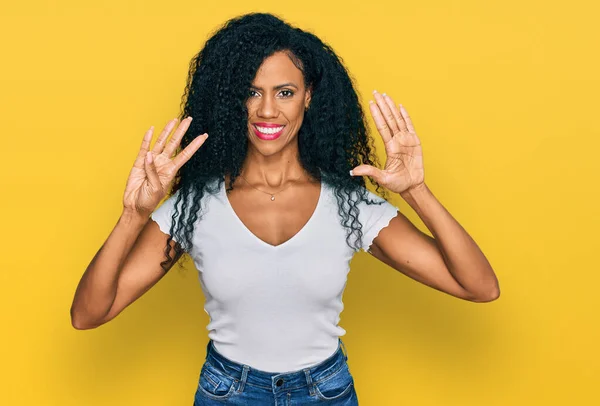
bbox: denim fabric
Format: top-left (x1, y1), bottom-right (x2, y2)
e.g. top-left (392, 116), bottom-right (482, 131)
top-left (193, 338), bottom-right (358, 405)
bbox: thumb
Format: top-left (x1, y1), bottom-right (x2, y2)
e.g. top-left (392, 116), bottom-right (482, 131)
top-left (350, 165), bottom-right (383, 182)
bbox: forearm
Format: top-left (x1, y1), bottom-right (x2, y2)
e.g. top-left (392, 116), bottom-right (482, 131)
top-left (70, 209), bottom-right (148, 328)
top-left (400, 183), bottom-right (499, 300)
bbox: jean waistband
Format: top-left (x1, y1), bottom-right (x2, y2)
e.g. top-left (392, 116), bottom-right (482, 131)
top-left (204, 338), bottom-right (349, 391)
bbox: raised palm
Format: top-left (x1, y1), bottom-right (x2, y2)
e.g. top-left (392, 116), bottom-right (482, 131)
top-left (123, 117), bottom-right (208, 216)
top-left (351, 91), bottom-right (424, 195)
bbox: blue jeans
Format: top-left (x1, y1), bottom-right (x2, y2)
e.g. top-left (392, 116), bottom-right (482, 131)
top-left (193, 338), bottom-right (358, 405)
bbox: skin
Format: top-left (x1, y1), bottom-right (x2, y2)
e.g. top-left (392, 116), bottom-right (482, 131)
top-left (71, 50), bottom-right (498, 330)
top-left (225, 51), bottom-right (319, 247)
top-left (70, 116), bottom-right (206, 329)
top-left (351, 91), bottom-right (500, 302)
top-left (70, 51), bottom-right (316, 329)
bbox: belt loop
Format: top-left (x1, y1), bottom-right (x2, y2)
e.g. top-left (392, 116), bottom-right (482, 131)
top-left (237, 365), bottom-right (250, 393)
top-left (303, 369), bottom-right (316, 396)
top-left (339, 338), bottom-right (348, 361)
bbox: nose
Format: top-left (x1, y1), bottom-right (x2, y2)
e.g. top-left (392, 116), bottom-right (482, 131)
top-left (257, 94), bottom-right (278, 118)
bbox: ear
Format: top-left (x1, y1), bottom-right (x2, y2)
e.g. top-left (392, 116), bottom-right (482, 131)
top-left (304, 86), bottom-right (312, 109)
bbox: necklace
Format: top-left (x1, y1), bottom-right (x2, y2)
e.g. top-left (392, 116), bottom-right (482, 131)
top-left (239, 173), bottom-right (298, 201)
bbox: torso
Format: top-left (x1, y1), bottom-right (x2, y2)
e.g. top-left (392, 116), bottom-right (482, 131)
top-left (224, 174), bottom-right (322, 247)
top-left (150, 173), bottom-right (397, 371)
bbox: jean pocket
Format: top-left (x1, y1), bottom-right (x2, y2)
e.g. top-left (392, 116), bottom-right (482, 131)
top-left (197, 361), bottom-right (238, 400)
top-left (313, 363), bottom-right (355, 401)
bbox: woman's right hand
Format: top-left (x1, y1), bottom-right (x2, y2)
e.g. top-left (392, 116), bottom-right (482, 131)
top-left (122, 117), bottom-right (208, 217)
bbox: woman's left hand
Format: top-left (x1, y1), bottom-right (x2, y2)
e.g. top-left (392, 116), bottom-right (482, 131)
top-left (350, 91), bottom-right (425, 195)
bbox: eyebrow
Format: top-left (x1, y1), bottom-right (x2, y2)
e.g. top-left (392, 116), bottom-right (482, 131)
top-left (250, 82), bottom-right (299, 90)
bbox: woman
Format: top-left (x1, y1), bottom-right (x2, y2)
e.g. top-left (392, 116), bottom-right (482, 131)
top-left (70, 12), bottom-right (499, 405)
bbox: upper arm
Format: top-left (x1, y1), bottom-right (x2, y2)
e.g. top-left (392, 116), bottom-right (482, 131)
top-left (367, 210), bottom-right (477, 301)
top-left (98, 218), bottom-right (182, 325)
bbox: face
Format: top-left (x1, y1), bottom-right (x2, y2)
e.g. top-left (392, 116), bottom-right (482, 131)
top-left (246, 51), bottom-right (311, 155)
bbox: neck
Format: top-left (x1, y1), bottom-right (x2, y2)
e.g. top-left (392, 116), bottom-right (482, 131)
top-left (238, 141), bottom-right (308, 188)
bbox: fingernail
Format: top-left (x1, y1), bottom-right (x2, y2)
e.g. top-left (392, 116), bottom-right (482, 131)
top-left (382, 93), bottom-right (387, 96)
top-left (369, 100), bottom-right (374, 104)
top-left (349, 170), bottom-right (354, 176)
top-left (373, 90), bottom-right (378, 94)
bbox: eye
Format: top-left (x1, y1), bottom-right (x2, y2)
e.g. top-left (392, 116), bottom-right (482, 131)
top-left (279, 89), bottom-right (294, 98)
top-left (249, 89), bottom-right (260, 97)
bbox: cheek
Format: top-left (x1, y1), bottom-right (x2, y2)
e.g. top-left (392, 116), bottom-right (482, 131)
top-left (288, 103), bottom-right (306, 121)
top-left (245, 100), bottom-right (257, 116)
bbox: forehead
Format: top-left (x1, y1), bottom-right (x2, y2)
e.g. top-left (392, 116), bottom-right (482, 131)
top-left (252, 52), bottom-right (304, 86)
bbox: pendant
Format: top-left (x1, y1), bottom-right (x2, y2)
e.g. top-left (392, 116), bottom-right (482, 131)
top-left (271, 195), bottom-right (275, 201)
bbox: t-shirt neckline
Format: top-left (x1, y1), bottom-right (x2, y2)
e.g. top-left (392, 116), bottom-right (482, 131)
top-left (221, 178), bottom-right (324, 250)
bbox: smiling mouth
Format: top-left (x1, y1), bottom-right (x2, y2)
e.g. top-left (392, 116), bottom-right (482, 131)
top-left (252, 124), bottom-right (286, 140)
top-left (253, 124), bottom-right (285, 134)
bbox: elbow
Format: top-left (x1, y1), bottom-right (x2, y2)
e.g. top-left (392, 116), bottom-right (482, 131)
top-left (471, 285), bottom-right (500, 303)
top-left (70, 307), bottom-right (103, 330)
top-left (71, 319), bottom-right (97, 330)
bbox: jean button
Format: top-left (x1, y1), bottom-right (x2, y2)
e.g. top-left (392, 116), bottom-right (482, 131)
top-left (276, 378), bottom-right (284, 386)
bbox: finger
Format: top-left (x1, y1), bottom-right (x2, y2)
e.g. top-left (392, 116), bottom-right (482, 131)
top-left (350, 164), bottom-right (384, 183)
top-left (373, 90), bottom-right (401, 135)
top-left (152, 118), bottom-right (179, 155)
top-left (144, 151), bottom-right (162, 191)
top-left (172, 133), bottom-right (208, 170)
top-left (399, 104), bottom-right (416, 133)
top-left (133, 126), bottom-right (154, 168)
top-left (163, 116), bottom-right (193, 158)
top-left (369, 100), bottom-right (393, 144)
top-left (382, 94), bottom-right (408, 132)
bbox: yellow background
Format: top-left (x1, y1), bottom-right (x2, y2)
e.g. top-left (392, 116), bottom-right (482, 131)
top-left (1, 0), bottom-right (598, 405)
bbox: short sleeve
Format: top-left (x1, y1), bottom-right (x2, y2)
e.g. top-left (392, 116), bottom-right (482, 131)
top-left (150, 190), bottom-right (182, 244)
top-left (357, 188), bottom-right (399, 252)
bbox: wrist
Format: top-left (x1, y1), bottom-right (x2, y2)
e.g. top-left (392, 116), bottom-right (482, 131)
top-left (400, 182), bottom-right (429, 200)
top-left (119, 207), bottom-right (149, 228)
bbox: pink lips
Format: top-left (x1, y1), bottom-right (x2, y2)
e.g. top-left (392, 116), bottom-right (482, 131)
top-left (252, 122), bottom-right (285, 141)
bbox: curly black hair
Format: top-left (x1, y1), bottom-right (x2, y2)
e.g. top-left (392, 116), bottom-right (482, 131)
top-left (159, 12), bottom-right (389, 272)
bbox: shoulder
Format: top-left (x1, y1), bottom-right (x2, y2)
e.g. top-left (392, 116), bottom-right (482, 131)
top-left (321, 182), bottom-right (397, 221)
top-left (152, 180), bottom-right (222, 219)
top-left (320, 182), bottom-right (390, 205)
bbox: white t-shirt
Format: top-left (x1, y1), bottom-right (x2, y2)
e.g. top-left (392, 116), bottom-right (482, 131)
top-left (150, 178), bottom-right (398, 373)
